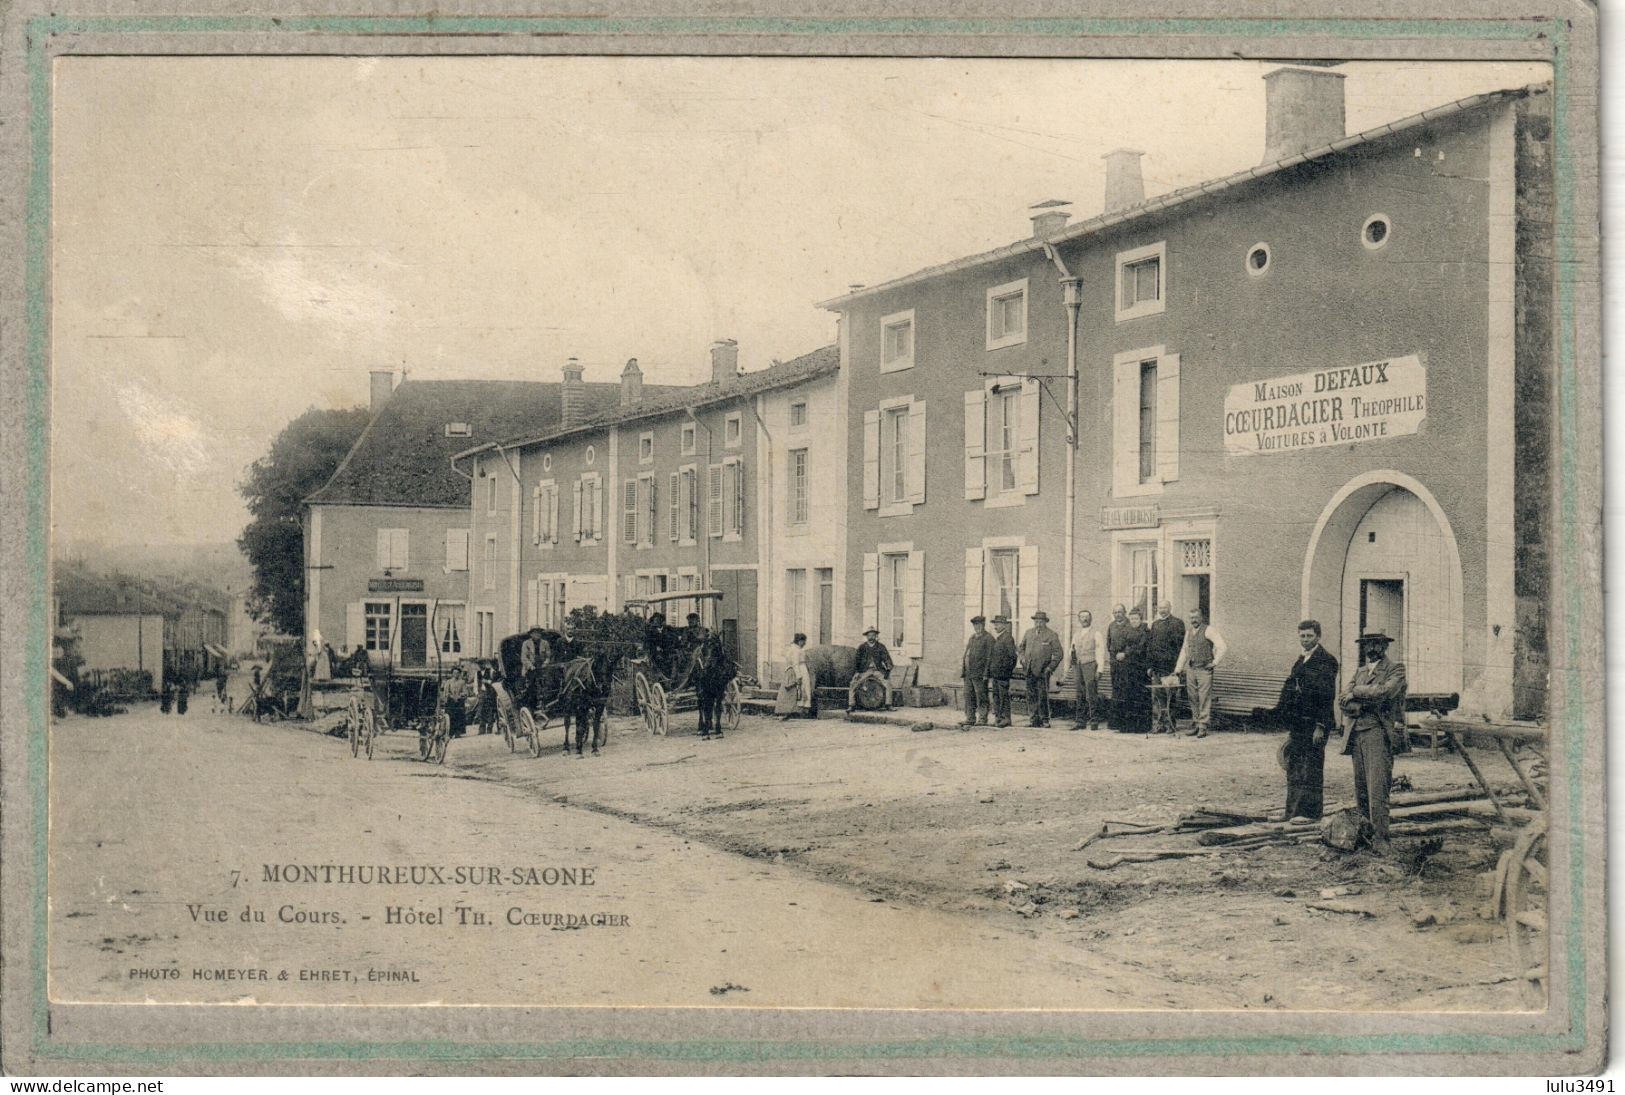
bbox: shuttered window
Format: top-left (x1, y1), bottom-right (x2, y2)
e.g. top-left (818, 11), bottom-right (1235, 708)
top-left (668, 471), bottom-right (681, 542)
top-left (640, 474), bottom-right (657, 547)
top-left (708, 464), bottom-right (725, 538)
top-left (376, 528), bottom-right (408, 571)
top-left (445, 529), bottom-right (469, 572)
top-left (622, 478), bottom-right (639, 545)
top-left (788, 449), bottom-right (809, 525)
top-left (1113, 347), bottom-right (1177, 497)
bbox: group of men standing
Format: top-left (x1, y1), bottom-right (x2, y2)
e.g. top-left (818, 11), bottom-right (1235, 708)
top-left (1058, 604), bottom-right (1225, 736)
top-left (958, 611), bottom-right (1064, 728)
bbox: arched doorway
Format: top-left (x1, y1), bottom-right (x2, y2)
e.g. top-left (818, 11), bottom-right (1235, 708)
top-left (1301, 472), bottom-right (1463, 695)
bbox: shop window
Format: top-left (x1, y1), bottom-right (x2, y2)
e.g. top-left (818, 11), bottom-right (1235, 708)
top-left (364, 602), bottom-right (392, 652)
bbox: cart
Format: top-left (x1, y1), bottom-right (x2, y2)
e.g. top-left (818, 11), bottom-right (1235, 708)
top-left (623, 590), bottom-right (743, 737)
top-left (492, 631), bottom-right (570, 757)
top-left (341, 668), bottom-right (453, 764)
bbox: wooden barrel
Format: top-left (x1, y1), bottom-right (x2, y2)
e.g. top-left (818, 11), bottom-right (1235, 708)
top-left (803, 644), bottom-right (858, 689)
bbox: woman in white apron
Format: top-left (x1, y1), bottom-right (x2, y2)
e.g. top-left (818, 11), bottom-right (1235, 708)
top-left (775, 633), bottom-right (813, 718)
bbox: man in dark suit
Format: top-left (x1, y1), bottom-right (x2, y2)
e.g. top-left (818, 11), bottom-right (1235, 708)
top-left (1339, 631), bottom-right (1409, 854)
top-left (987, 615), bottom-right (1019, 728)
top-left (849, 627), bottom-right (895, 711)
top-left (1273, 619), bottom-right (1340, 821)
top-left (959, 616), bottom-right (994, 727)
top-left (1147, 601), bottom-right (1186, 680)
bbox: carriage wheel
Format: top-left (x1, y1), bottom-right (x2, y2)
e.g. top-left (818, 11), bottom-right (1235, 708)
top-left (519, 707), bottom-right (542, 758)
top-left (432, 713), bottom-right (450, 766)
top-left (1502, 829), bottom-right (1548, 1002)
top-left (649, 683), bottom-right (668, 737)
top-left (362, 706), bottom-right (377, 760)
top-left (723, 678), bottom-right (742, 732)
top-left (348, 697), bottom-right (361, 758)
top-left (633, 671), bottom-right (652, 715)
top-left (417, 726), bottom-right (433, 762)
top-left (501, 709), bottom-right (516, 752)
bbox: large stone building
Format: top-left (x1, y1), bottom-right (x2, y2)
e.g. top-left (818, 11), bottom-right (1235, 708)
top-left (822, 69), bottom-right (1552, 719)
top-left (302, 372), bottom-right (653, 669)
top-left (454, 343), bottom-right (841, 681)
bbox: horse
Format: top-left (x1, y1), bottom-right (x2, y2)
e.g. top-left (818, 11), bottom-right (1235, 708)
top-left (685, 636), bottom-right (737, 739)
top-left (558, 647), bottom-right (624, 757)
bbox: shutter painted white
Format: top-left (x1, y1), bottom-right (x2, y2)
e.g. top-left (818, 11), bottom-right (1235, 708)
top-left (668, 472), bottom-right (680, 541)
top-left (1018, 379), bottom-right (1041, 495)
top-left (531, 486), bottom-right (541, 545)
top-left (549, 485), bottom-right (560, 543)
top-left (594, 478), bottom-right (606, 542)
top-left (732, 459), bottom-right (746, 536)
top-left (903, 550), bottom-right (925, 659)
top-left (375, 529), bottom-right (390, 570)
top-left (1112, 356), bottom-right (1140, 498)
top-left (862, 410), bottom-right (880, 510)
top-left (572, 479), bottom-right (584, 542)
top-left (861, 552), bottom-right (879, 633)
top-left (395, 529), bottom-right (409, 572)
top-left (644, 476), bottom-right (657, 546)
top-left (527, 578), bottom-right (539, 628)
top-left (906, 400), bottom-right (927, 504)
top-left (345, 601), bottom-right (364, 650)
top-left (964, 547), bottom-right (983, 642)
top-left (622, 478), bottom-right (638, 545)
top-left (708, 464), bottom-right (724, 538)
top-left (1017, 544), bottom-right (1039, 639)
top-left (445, 529), bottom-right (469, 572)
top-left (1156, 352), bottom-right (1181, 484)
top-left (963, 390), bottom-right (986, 500)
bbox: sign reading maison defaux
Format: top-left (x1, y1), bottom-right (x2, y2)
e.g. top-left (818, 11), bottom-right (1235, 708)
top-left (1223, 354), bottom-right (1427, 456)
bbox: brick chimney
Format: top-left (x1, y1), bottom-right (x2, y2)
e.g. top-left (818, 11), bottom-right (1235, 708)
top-left (1262, 67), bottom-right (1346, 163)
top-left (560, 357), bottom-right (585, 426)
top-left (620, 357), bottom-right (643, 405)
top-left (368, 369), bottom-right (394, 415)
top-left (709, 339), bottom-right (739, 385)
top-left (1102, 149), bottom-right (1145, 214)
top-left (1029, 199), bottom-right (1072, 237)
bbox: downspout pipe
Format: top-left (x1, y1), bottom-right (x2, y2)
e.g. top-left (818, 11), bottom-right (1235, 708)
top-left (1043, 243), bottom-right (1083, 658)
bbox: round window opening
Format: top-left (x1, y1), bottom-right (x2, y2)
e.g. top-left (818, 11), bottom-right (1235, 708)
top-left (1246, 243), bottom-right (1271, 276)
top-left (585, 445), bottom-right (596, 466)
top-left (1362, 214), bottom-right (1392, 250)
top-left (542, 454), bottom-right (552, 472)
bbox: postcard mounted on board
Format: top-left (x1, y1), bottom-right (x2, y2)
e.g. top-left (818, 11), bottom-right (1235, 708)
top-left (0, 0), bottom-right (1604, 1077)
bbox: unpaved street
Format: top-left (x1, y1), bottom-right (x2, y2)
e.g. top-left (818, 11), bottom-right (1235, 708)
top-left (49, 706), bottom-right (1220, 1008)
top-left (49, 702), bottom-right (1534, 1012)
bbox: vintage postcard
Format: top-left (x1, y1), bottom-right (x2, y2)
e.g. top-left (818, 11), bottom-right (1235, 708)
top-left (0, 0), bottom-right (1604, 1076)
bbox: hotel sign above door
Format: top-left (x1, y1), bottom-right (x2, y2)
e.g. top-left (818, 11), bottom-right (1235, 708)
top-left (1223, 354), bottom-right (1427, 456)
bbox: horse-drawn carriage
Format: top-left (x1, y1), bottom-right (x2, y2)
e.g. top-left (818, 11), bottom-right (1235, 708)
top-left (341, 667), bottom-right (455, 764)
top-left (488, 622), bottom-right (631, 757)
top-left (624, 590), bottom-right (743, 737)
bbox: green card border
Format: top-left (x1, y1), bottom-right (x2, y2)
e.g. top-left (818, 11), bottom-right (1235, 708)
top-left (19, 12), bottom-right (1589, 1067)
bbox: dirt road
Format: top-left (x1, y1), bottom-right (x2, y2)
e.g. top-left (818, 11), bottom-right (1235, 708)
top-left (49, 706), bottom-right (1227, 1009)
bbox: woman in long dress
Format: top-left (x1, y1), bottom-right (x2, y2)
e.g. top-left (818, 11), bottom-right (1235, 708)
top-left (775, 633), bottom-right (813, 718)
top-left (1118, 609), bottom-right (1153, 733)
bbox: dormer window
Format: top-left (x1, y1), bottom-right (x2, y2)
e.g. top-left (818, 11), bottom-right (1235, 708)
top-left (880, 310), bottom-right (915, 373)
top-left (445, 422), bottom-right (472, 438)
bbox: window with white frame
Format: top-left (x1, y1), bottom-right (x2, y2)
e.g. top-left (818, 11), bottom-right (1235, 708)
top-left (677, 466), bottom-right (699, 543)
top-left (789, 400), bottom-right (808, 428)
top-left (486, 473), bottom-right (498, 514)
top-left (680, 422), bottom-right (697, 455)
top-left (863, 546), bottom-right (923, 657)
top-left (1115, 241), bottom-right (1167, 321)
top-left (474, 609), bottom-right (495, 657)
top-left (667, 471), bottom-right (681, 542)
top-left (639, 432), bottom-right (654, 464)
top-left (880, 309), bottom-right (915, 373)
top-left (882, 552), bottom-right (908, 651)
top-left (986, 547), bottom-right (1021, 621)
top-left (622, 478), bottom-right (639, 545)
top-left (533, 480), bottom-right (559, 546)
top-left (445, 422), bottom-right (471, 438)
top-left (724, 458), bottom-right (746, 539)
top-left (985, 279), bottom-right (1028, 350)
top-left (788, 448), bottom-right (809, 526)
top-left (707, 464), bottom-right (725, 538)
top-left (1123, 541), bottom-right (1161, 620)
top-left (864, 398), bottom-right (925, 516)
top-left (574, 473), bottom-right (604, 542)
top-left (438, 613), bottom-right (462, 654)
top-left (1111, 346), bottom-right (1180, 498)
top-left (482, 535), bottom-right (497, 590)
top-left (640, 473), bottom-right (657, 547)
top-left (376, 528), bottom-right (409, 572)
top-left (364, 602), bottom-right (392, 652)
top-left (988, 386), bottom-right (1021, 494)
top-left (444, 528), bottom-right (469, 572)
top-left (963, 542), bottom-right (1036, 640)
top-left (724, 412), bottom-right (742, 449)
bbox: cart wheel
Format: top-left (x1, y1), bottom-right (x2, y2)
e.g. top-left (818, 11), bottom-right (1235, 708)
top-left (348, 697), bottom-right (361, 758)
top-left (362, 706), bottom-right (377, 760)
top-left (417, 727), bottom-right (433, 762)
top-left (432, 713), bottom-right (450, 766)
top-left (501, 709), bottom-right (515, 752)
top-left (723, 678), bottom-right (742, 731)
top-left (633, 671), bottom-right (652, 715)
top-left (1502, 829), bottom-right (1548, 1002)
top-left (650, 683), bottom-right (668, 737)
top-left (521, 707), bottom-right (543, 758)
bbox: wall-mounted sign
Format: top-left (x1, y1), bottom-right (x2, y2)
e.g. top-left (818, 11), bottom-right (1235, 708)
top-left (1101, 504), bottom-right (1160, 530)
top-left (368, 577), bottom-right (424, 592)
top-left (1223, 354), bottom-right (1427, 456)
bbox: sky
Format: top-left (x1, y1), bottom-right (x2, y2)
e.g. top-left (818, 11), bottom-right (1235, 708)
top-left (50, 56), bottom-right (1549, 548)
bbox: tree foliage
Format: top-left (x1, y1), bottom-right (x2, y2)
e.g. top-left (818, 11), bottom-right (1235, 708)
top-left (237, 406), bottom-right (370, 636)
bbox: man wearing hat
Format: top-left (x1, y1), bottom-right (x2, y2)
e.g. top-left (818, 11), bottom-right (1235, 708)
top-left (849, 626), bottom-right (895, 711)
top-left (987, 616), bottom-right (1019, 728)
top-left (1339, 631), bottom-right (1409, 854)
top-left (959, 615), bottom-right (994, 727)
top-left (1018, 610), bottom-right (1063, 727)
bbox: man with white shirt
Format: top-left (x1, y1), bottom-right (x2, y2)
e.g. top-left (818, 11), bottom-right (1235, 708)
top-left (1174, 608), bottom-right (1227, 738)
top-left (1068, 609), bottom-right (1108, 731)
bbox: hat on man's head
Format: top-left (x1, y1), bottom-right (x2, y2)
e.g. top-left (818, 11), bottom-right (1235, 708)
top-left (1357, 631), bottom-right (1394, 645)
top-left (1031, 610), bottom-right (1049, 622)
top-left (970, 615), bottom-right (986, 624)
top-left (687, 613), bottom-right (701, 624)
top-left (990, 614), bottom-right (1010, 625)
top-left (863, 626), bottom-right (880, 636)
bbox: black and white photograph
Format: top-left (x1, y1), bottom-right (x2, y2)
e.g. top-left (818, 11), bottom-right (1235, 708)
top-left (0, 1), bottom-right (1605, 1077)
